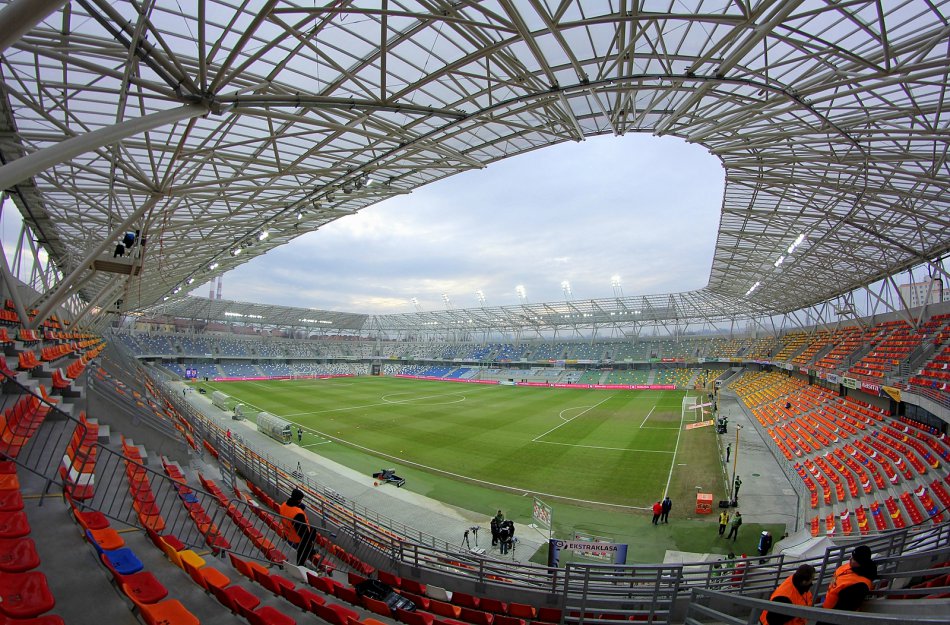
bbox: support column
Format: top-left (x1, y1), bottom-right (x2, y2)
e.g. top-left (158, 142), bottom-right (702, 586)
top-left (0, 233), bottom-right (31, 330)
top-left (69, 276), bottom-right (122, 329)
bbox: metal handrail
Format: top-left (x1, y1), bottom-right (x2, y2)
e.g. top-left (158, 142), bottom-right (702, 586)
top-left (0, 378), bottom-right (299, 568)
top-left (684, 587), bottom-right (948, 625)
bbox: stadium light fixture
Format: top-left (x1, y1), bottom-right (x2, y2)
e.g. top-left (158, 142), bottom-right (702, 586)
top-left (516, 285), bottom-right (528, 303)
top-left (774, 255), bottom-right (785, 268)
top-left (787, 233), bottom-right (806, 255)
top-left (561, 280), bottom-right (572, 299)
top-left (745, 281), bottom-right (761, 297)
top-left (475, 289), bottom-right (486, 306)
top-left (611, 275), bottom-right (623, 297)
top-left (208, 262), bottom-right (219, 270)
top-left (258, 230), bottom-right (269, 241)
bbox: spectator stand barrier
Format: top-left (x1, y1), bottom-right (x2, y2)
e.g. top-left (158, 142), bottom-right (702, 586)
top-left (684, 587), bottom-right (946, 625)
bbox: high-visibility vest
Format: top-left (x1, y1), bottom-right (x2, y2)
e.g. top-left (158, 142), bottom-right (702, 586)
top-left (822, 563), bottom-right (872, 609)
top-left (759, 574), bottom-right (812, 625)
top-left (279, 502), bottom-right (308, 543)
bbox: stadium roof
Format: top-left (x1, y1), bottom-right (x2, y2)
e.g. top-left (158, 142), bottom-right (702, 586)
top-left (1, 1), bottom-right (948, 330)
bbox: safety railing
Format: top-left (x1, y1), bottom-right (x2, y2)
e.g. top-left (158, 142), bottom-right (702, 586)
top-left (684, 587), bottom-right (947, 625)
top-left (0, 377), bottom-right (300, 569)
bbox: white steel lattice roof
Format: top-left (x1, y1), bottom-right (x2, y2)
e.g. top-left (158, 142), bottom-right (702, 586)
top-left (0, 1), bottom-right (948, 328)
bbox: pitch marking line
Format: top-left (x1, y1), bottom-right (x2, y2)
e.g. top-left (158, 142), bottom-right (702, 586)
top-left (534, 440), bottom-right (674, 454)
top-left (297, 425), bottom-right (650, 511)
top-left (558, 406), bottom-right (589, 422)
top-left (639, 405), bottom-right (656, 428)
top-left (532, 395), bottom-right (613, 442)
top-left (662, 396), bottom-right (688, 498)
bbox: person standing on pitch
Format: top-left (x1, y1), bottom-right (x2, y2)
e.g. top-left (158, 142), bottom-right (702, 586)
top-left (718, 510), bottom-right (730, 536)
top-left (660, 496), bottom-right (672, 523)
top-left (726, 443), bottom-right (731, 462)
top-left (727, 511), bottom-right (743, 541)
top-left (651, 501), bottom-right (662, 525)
top-left (759, 564), bottom-right (816, 625)
top-left (297, 427), bottom-right (303, 443)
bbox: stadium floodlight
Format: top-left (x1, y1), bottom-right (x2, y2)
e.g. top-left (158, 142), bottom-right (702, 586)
top-left (258, 230), bottom-right (269, 240)
top-left (611, 275), bottom-right (623, 297)
top-left (441, 293), bottom-right (452, 309)
top-left (516, 285), bottom-right (528, 303)
top-left (745, 281), bottom-right (761, 297)
top-left (208, 262), bottom-right (219, 270)
top-left (410, 297), bottom-right (423, 312)
top-left (561, 281), bottom-right (572, 299)
top-left (475, 289), bottom-right (486, 306)
top-left (787, 233), bottom-right (806, 255)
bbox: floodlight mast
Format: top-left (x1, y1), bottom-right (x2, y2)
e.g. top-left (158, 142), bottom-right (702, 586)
top-left (611, 276), bottom-right (623, 298)
top-left (516, 285), bottom-right (528, 304)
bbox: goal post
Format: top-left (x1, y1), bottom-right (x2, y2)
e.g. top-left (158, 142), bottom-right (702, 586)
top-left (681, 395), bottom-right (698, 421)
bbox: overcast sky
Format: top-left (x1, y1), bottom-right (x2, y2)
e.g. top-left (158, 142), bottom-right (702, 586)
top-left (198, 134), bottom-right (725, 314)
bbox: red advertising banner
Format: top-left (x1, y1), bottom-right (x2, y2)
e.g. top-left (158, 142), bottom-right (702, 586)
top-left (391, 377), bottom-right (677, 391)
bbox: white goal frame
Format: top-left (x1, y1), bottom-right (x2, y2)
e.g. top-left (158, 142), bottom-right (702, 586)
top-left (681, 395), bottom-right (699, 421)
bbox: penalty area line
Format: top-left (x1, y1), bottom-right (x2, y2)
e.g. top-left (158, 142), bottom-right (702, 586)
top-left (533, 440), bottom-right (674, 454)
top-left (640, 405), bottom-right (656, 428)
top-left (532, 395), bottom-right (613, 442)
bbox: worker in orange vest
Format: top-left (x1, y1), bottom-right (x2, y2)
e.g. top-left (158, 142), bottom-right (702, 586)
top-left (279, 488), bottom-right (317, 566)
top-left (818, 545), bottom-right (876, 625)
top-left (759, 564), bottom-right (816, 625)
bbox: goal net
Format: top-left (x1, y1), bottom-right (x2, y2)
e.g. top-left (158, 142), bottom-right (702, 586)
top-left (681, 395), bottom-right (699, 421)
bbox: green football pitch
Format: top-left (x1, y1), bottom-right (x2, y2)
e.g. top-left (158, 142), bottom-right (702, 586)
top-left (204, 376), bottom-right (772, 562)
